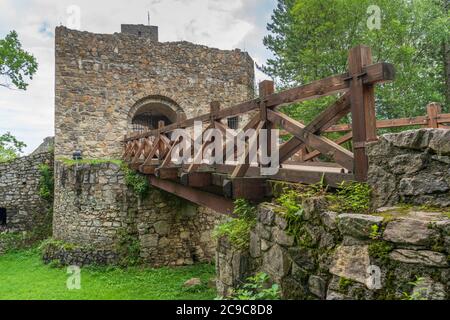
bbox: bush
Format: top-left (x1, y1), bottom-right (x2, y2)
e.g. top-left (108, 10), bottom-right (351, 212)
top-left (121, 164), bottom-right (150, 199)
top-left (213, 199), bottom-right (256, 250)
top-left (38, 164), bottom-right (54, 202)
top-left (227, 273), bottom-right (281, 300)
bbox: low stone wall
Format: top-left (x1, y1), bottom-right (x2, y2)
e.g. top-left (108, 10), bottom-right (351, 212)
top-left (52, 161), bottom-right (223, 266)
top-left (216, 201), bottom-right (450, 300)
top-left (0, 152), bottom-right (53, 232)
top-left (368, 129), bottom-right (450, 208)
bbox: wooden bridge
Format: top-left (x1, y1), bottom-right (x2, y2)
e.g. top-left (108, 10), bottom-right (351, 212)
top-left (122, 45), bottom-right (449, 215)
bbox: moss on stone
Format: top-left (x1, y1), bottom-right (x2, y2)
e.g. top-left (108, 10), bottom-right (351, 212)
top-left (58, 158), bottom-right (123, 167)
top-left (368, 241), bottom-right (394, 263)
top-left (338, 277), bottom-right (355, 292)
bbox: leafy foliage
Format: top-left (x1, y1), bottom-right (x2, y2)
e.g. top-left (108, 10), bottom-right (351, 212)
top-left (328, 181), bottom-right (372, 213)
top-left (121, 164), bottom-right (150, 199)
top-left (38, 164), bottom-right (54, 202)
top-left (368, 241), bottom-right (394, 264)
top-left (402, 277), bottom-right (429, 300)
top-left (0, 132), bottom-right (26, 162)
top-left (263, 0), bottom-right (450, 123)
top-left (0, 31), bottom-right (38, 90)
top-left (213, 199), bottom-right (256, 250)
top-left (115, 228), bottom-right (141, 267)
top-left (228, 273), bottom-right (281, 300)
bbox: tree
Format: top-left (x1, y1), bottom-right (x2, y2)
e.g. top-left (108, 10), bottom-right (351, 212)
top-left (0, 132), bottom-right (26, 162)
top-left (0, 31), bottom-right (38, 90)
top-left (263, 0), bottom-right (450, 123)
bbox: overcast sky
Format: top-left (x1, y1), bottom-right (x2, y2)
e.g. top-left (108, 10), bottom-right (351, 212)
top-left (0, 0), bottom-right (276, 154)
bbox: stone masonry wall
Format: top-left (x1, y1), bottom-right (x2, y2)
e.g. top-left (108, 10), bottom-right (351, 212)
top-left (216, 202), bottom-right (450, 300)
top-left (55, 26), bottom-right (255, 159)
top-left (0, 152), bottom-right (53, 232)
top-left (368, 129), bottom-right (450, 208)
top-left (216, 130), bottom-right (450, 300)
top-left (52, 161), bottom-right (223, 266)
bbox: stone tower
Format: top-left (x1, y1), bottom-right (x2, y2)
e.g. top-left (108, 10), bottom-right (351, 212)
top-left (51, 25), bottom-right (255, 266)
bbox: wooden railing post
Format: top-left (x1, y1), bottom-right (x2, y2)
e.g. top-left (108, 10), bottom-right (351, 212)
top-left (427, 103), bottom-right (442, 128)
top-left (210, 101), bottom-right (221, 122)
top-left (348, 45), bottom-right (377, 181)
top-left (259, 80), bottom-right (275, 169)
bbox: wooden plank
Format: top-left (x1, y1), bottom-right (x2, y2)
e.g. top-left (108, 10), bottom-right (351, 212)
top-left (180, 172), bottom-right (213, 188)
top-left (437, 113), bottom-right (450, 124)
top-left (188, 163), bottom-right (353, 188)
top-left (223, 178), bottom-right (267, 201)
top-left (267, 110), bottom-right (354, 171)
top-left (149, 176), bottom-right (235, 215)
top-left (364, 62), bottom-right (396, 85)
top-left (348, 45), bottom-right (376, 181)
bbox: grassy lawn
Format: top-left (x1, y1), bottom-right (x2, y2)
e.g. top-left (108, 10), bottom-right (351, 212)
top-left (0, 248), bottom-right (216, 300)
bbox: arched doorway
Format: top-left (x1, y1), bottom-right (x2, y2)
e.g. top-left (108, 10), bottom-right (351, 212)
top-left (128, 96), bottom-right (184, 133)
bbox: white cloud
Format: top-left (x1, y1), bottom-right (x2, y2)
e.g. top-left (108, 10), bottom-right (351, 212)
top-left (0, 0), bottom-right (276, 154)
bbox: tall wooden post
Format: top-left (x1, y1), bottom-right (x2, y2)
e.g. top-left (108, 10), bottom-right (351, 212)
top-left (210, 101), bottom-right (221, 122)
top-left (427, 103), bottom-right (442, 129)
top-left (259, 80), bottom-right (275, 169)
top-left (348, 45), bottom-right (377, 182)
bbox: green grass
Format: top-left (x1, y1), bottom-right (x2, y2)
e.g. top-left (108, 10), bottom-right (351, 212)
top-left (57, 158), bottom-right (123, 167)
top-left (0, 248), bottom-right (216, 300)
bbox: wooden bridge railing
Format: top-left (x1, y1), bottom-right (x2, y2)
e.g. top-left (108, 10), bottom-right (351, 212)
top-left (122, 45), bottom-right (402, 212)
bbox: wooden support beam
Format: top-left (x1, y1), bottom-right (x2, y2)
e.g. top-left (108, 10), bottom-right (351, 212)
top-left (278, 93), bottom-right (351, 163)
top-left (303, 132), bottom-right (354, 162)
top-left (155, 167), bottom-right (180, 180)
top-left (231, 121), bottom-right (265, 178)
top-left (139, 164), bottom-right (159, 175)
top-left (180, 172), bottom-right (213, 188)
top-left (267, 110), bottom-right (354, 171)
top-left (187, 123), bottom-right (215, 173)
top-left (427, 103), bottom-right (442, 128)
top-left (149, 176), bottom-right (235, 215)
top-left (348, 45), bottom-right (377, 181)
top-left (223, 177), bottom-right (267, 201)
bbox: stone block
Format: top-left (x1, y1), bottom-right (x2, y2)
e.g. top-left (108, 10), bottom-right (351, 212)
top-left (383, 218), bottom-right (439, 246)
top-left (389, 249), bottom-right (448, 267)
top-left (308, 275), bottom-right (327, 299)
top-left (263, 245), bottom-right (292, 280)
top-left (320, 211), bottom-right (338, 231)
top-left (249, 231), bottom-right (261, 258)
top-left (273, 227), bottom-right (294, 247)
top-left (337, 214), bottom-right (383, 240)
top-left (388, 154), bottom-right (426, 175)
top-left (302, 196), bottom-right (327, 221)
top-left (399, 174), bottom-right (449, 196)
top-left (329, 245), bottom-right (371, 285)
top-left (258, 204), bottom-right (276, 226)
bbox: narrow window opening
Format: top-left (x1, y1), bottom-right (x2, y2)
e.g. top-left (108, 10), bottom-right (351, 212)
top-left (227, 116), bottom-right (239, 130)
top-left (0, 208), bottom-right (6, 226)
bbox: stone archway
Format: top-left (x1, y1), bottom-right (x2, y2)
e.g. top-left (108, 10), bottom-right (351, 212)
top-left (128, 96), bottom-right (185, 133)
